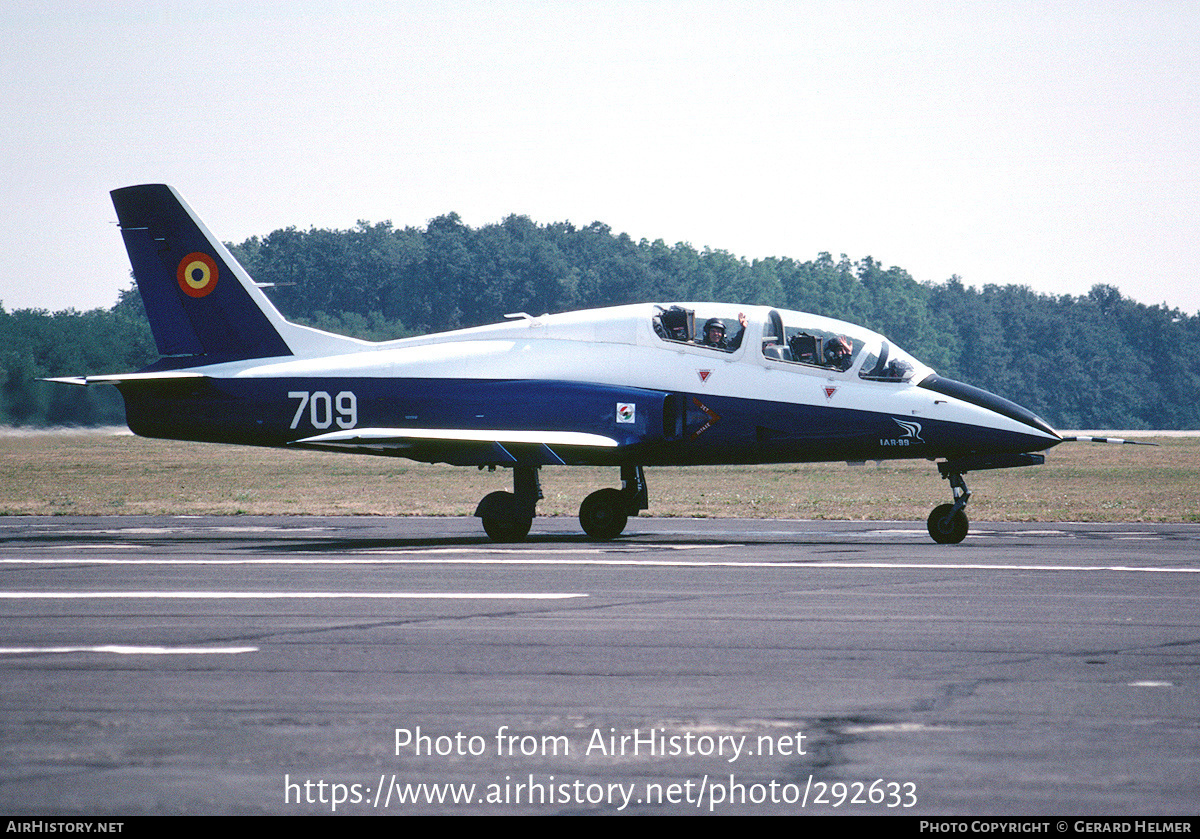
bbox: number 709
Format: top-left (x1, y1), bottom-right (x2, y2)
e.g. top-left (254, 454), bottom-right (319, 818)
top-left (288, 391), bottom-right (358, 430)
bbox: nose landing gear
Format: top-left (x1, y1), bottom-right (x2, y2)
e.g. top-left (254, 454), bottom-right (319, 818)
top-left (928, 453), bottom-right (1046, 545)
top-left (928, 469), bottom-right (971, 544)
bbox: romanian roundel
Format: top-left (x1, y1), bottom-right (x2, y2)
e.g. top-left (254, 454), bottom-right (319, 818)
top-left (177, 252), bottom-right (219, 298)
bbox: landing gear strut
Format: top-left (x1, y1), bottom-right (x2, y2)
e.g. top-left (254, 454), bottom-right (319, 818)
top-left (475, 465), bottom-right (541, 542)
top-left (927, 453), bottom-right (1046, 545)
top-left (579, 464), bottom-right (648, 540)
top-left (928, 468), bottom-right (970, 544)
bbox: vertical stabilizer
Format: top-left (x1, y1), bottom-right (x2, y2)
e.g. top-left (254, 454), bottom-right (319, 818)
top-left (111, 184), bottom-right (294, 361)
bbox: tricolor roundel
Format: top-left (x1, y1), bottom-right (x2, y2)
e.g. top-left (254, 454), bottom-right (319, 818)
top-left (177, 252), bottom-right (219, 298)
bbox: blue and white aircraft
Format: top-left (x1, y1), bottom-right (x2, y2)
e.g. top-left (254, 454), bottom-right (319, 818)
top-left (57, 184), bottom-right (1077, 543)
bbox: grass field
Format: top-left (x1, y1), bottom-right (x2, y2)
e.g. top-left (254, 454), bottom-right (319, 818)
top-left (2, 429), bottom-right (1195, 523)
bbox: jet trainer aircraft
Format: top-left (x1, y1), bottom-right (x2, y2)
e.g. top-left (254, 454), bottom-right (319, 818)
top-left (56, 184), bottom-right (1090, 543)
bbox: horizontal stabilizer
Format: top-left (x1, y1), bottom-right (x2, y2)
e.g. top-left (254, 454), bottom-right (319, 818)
top-left (42, 371), bottom-right (207, 386)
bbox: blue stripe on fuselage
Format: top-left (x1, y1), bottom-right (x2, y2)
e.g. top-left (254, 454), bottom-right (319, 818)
top-left (115, 377), bottom-right (1058, 467)
top-left (118, 378), bottom-right (666, 457)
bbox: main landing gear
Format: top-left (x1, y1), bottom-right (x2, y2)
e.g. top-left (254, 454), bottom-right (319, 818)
top-left (579, 464), bottom-right (648, 540)
top-left (474, 464), bottom-right (649, 542)
top-left (474, 465), bottom-right (541, 542)
top-left (927, 453), bottom-right (1046, 545)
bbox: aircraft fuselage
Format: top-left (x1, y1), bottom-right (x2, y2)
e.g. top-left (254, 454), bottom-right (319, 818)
top-left (116, 303), bottom-right (1059, 469)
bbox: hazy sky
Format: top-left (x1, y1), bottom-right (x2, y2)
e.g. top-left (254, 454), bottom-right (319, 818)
top-left (4, 1), bottom-right (1198, 316)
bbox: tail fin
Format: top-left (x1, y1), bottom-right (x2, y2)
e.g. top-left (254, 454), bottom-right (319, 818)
top-left (111, 184), bottom-right (296, 361)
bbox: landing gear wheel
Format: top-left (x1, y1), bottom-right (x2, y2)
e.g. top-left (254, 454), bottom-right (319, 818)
top-left (478, 491), bottom-right (532, 542)
top-left (579, 488), bottom-right (629, 540)
top-left (927, 503), bottom-right (969, 544)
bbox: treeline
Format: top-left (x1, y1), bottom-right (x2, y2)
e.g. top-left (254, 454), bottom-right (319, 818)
top-left (4, 213), bottom-right (1198, 428)
top-left (0, 293), bottom-right (154, 426)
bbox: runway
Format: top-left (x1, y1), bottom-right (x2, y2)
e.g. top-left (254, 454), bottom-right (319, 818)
top-left (0, 515), bottom-right (1196, 815)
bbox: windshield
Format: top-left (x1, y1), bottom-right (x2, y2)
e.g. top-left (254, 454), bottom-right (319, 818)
top-left (855, 340), bottom-right (922, 382)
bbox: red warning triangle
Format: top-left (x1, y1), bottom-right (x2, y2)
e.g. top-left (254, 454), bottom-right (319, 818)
top-left (697, 370), bottom-right (712, 383)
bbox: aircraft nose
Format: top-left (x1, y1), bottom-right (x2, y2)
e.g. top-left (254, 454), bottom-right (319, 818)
top-left (917, 374), bottom-right (1060, 443)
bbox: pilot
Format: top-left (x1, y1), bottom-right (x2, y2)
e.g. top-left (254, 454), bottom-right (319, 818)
top-left (882, 358), bottom-right (913, 380)
top-left (698, 313), bottom-right (748, 352)
top-left (824, 335), bottom-right (853, 370)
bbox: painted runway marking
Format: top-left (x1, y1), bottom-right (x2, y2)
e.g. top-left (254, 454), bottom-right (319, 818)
top-left (11, 527), bottom-right (335, 535)
top-left (0, 645), bottom-right (257, 655)
top-left (0, 546), bottom-right (720, 564)
top-left (0, 555), bottom-right (1193, 574)
top-left (363, 558), bottom-right (1200, 573)
top-left (0, 591), bottom-right (588, 600)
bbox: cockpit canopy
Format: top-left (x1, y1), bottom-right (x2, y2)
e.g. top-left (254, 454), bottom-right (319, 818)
top-left (652, 304), bottom-right (931, 384)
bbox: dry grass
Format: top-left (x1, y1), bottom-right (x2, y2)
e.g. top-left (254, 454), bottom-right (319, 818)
top-left (2, 430), bottom-right (1195, 523)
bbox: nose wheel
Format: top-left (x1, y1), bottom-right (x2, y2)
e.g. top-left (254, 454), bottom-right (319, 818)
top-left (928, 453), bottom-right (1046, 545)
top-left (927, 503), bottom-right (969, 544)
top-left (928, 468), bottom-right (971, 544)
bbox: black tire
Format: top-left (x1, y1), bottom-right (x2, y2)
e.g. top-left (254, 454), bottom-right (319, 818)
top-left (478, 491), bottom-right (532, 542)
top-left (927, 503), bottom-right (969, 544)
top-left (579, 488), bottom-right (629, 540)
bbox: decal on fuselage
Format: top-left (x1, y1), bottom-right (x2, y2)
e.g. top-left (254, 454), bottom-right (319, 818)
top-left (616, 402), bottom-right (636, 424)
top-left (880, 418), bottom-right (924, 447)
top-left (689, 397), bottom-right (721, 440)
top-left (288, 390), bottom-right (358, 430)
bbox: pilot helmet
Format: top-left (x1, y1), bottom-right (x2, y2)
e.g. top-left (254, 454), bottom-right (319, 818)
top-left (703, 317), bottom-right (726, 335)
top-left (825, 335), bottom-right (852, 361)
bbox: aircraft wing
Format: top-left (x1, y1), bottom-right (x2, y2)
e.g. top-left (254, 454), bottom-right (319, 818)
top-left (291, 427), bottom-right (620, 466)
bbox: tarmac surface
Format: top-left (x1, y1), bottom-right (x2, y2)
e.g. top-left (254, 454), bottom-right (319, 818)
top-left (0, 515), bottom-right (1197, 816)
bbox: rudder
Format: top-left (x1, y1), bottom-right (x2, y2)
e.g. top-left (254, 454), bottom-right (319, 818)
top-left (111, 184), bottom-right (293, 361)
